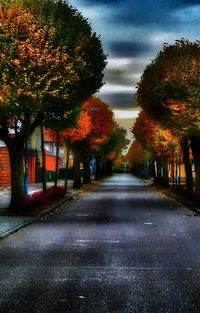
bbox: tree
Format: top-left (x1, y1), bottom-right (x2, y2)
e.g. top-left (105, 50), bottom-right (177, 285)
top-left (46, 97), bottom-right (114, 189)
top-left (63, 97), bottom-right (114, 186)
top-left (127, 141), bottom-right (144, 175)
top-left (0, 1), bottom-right (106, 209)
top-left (136, 39), bottom-right (199, 195)
top-left (133, 111), bottom-right (179, 185)
top-left (66, 111), bottom-right (92, 188)
top-left (101, 122), bottom-right (129, 175)
top-left (81, 97), bottom-right (114, 181)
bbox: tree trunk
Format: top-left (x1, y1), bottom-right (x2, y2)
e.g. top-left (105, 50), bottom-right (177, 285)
top-left (143, 150), bottom-right (148, 178)
top-left (181, 139), bottom-right (193, 197)
top-left (178, 151), bottom-right (181, 186)
top-left (54, 130), bottom-right (60, 187)
top-left (8, 143), bottom-right (25, 209)
top-left (175, 153), bottom-right (178, 186)
top-left (151, 160), bottom-right (156, 182)
top-left (156, 158), bottom-right (162, 185)
top-left (105, 159), bottom-right (113, 176)
top-left (161, 156), bottom-right (169, 187)
top-left (190, 136), bottom-right (200, 199)
top-left (82, 158), bottom-right (91, 184)
top-left (171, 148), bottom-right (175, 186)
top-left (40, 125), bottom-right (47, 193)
top-left (73, 146), bottom-right (82, 189)
top-left (95, 156), bottom-right (101, 180)
top-left (64, 139), bottom-right (70, 192)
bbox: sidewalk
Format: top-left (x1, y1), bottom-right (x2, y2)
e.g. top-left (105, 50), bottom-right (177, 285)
top-left (0, 180), bottom-right (76, 239)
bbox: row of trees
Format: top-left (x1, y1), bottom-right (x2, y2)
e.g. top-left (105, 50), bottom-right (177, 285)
top-left (128, 39), bottom-right (200, 199)
top-left (0, 0), bottom-right (127, 210)
top-left (45, 97), bottom-right (128, 190)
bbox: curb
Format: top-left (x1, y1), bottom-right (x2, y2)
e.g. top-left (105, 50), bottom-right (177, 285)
top-left (149, 183), bottom-right (200, 216)
top-left (0, 182), bottom-right (98, 240)
top-left (0, 217), bottom-right (36, 240)
top-left (139, 175), bottom-right (200, 216)
top-left (0, 192), bottom-right (79, 240)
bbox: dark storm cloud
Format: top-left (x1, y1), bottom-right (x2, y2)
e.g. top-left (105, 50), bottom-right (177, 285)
top-left (175, 0), bottom-right (200, 6)
top-left (104, 69), bottom-right (140, 86)
top-left (100, 0), bottom-right (200, 30)
top-left (100, 92), bottom-right (136, 109)
top-left (105, 69), bottom-right (132, 86)
top-left (75, 0), bottom-right (200, 5)
top-left (109, 40), bottom-right (153, 57)
top-left (107, 1), bottom-right (175, 29)
top-left (81, 0), bottom-right (122, 5)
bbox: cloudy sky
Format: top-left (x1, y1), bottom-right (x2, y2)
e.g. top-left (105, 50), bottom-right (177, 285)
top-left (69, 0), bottom-right (200, 138)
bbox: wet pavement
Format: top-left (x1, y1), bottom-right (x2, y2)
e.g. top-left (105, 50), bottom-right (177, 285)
top-left (0, 174), bottom-right (200, 312)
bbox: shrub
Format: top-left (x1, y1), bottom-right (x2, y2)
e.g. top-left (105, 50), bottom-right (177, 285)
top-left (24, 186), bottom-right (66, 210)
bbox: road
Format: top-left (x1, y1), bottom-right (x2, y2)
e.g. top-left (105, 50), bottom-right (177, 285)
top-left (0, 174), bottom-right (200, 312)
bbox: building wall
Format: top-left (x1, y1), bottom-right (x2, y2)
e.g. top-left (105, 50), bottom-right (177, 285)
top-left (0, 147), bottom-right (11, 185)
top-left (28, 155), bottom-right (36, 184)
top-left (45, 155), bottom-right (56, 171)
top-left (0, 127), bottom-right (66, 186)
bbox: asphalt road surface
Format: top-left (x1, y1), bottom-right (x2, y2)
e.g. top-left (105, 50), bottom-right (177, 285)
top-left (0, 174), bottom-right (200, 313)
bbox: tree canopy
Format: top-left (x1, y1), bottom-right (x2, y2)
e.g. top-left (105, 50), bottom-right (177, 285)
top-left (0, 0), bottom-right (107, 208)
top-left (136, 39), bottom-right (200, 137)
top-left (135, 38), bottom-right (200, 194)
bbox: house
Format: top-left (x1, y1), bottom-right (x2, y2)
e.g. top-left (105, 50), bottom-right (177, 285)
top-left (0, 127), bottom-right (66, 186)
top-left (0, 140), bottom-right (10, 186)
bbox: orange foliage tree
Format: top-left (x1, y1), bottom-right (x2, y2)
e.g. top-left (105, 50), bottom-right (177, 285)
top-left (65, 111), bottom-right (92, 188)
top-left (62, 97), bottom-right (113, 187)
top-left (133, 111), bottom-right (179, 185)
top-left (0, 5), bottom-right (76, 207)
top-left (81, 97), bottom-right (114, 181)
top-left (127, 141), bottom-right (144, 175)
top-left (46, 111), bottom-right (92, 189)
top-left (46, 98), bottom-right (128, 187)
top-left (0, 1), bottom-right (106, 208)
top-left (136, 39), bottom-right (199, 195)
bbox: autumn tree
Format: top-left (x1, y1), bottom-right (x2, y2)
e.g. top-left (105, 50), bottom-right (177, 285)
top-left (81, 97), bottom-right (114, 181)
top-left (133, 111), bottom-right (179, 185)
top-left (136, 39), bottom-right (200, 196)
top-left (101, 122), bottom-right (129, 175)
top-left (0, 1), bottom-right (106, 209)
top-left (43, 109), bottom-right (80, 190)
top-left (127, 141), bottom-right (145, 175)
top-left (65, 111), bottom-right (92, 188)
top-left (45, 97), bottom-right (114, 189)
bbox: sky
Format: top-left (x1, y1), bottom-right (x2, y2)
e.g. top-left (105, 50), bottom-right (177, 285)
top-left (69, 0), bottom-right (200, 139)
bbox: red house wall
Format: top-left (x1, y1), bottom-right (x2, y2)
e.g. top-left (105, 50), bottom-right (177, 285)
top-left (0, 148), bottom-right (37, 186)
top-left (0, 147), bottom-right (58, 186)
top-left (0, 148), bottom-right (11, 185)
